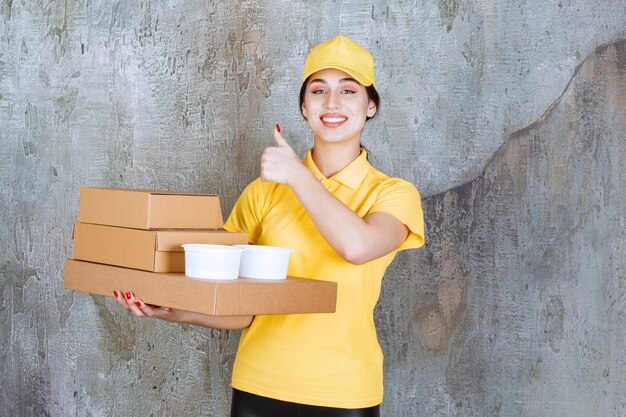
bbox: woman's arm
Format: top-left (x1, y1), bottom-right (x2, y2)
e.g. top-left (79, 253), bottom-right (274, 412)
top-left (261, 132), bottom-right (408, 265)
top-left (288, 169), bottom-right (407, 264)
top-left (114, 290), bottom-right (253, 330)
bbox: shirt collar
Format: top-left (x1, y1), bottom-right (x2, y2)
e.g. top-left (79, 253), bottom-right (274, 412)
top-left (303, 148), bottom-right (371, 190)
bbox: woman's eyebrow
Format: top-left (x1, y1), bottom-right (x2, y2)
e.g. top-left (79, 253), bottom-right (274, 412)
top-left (309, 77), bottom-right (359, 84)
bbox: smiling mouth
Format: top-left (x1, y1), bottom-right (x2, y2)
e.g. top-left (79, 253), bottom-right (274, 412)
top-left (321, 116), bottom-right (347, 127)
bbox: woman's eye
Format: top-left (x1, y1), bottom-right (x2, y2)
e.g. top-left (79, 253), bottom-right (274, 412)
top-left (311, 89), bottom-right (326, 94)
top-left (341, 89), bottom-right (357, 94)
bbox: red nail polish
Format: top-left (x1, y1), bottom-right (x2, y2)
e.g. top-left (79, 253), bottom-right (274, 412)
top-left (113, 290), bottom-right (119, 298)
top-left (134, 300), bottom-right (142, 307)
top-left (126, 291), bottom-right (132, 300)
top-left (275, 123), bottom-right (280, 133)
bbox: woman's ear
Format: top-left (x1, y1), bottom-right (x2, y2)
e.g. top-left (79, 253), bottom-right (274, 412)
top-left (301, 103), bottom-right (308, 120)
top-left (367, 100), bottom-right (377, 118)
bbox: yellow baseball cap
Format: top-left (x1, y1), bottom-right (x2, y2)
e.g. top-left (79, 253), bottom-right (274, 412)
top-left (301, 35), bottom-right (376, 88)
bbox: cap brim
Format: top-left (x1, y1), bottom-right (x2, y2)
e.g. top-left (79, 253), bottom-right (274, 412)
top-left (301, 65), bottom-right (375, 88)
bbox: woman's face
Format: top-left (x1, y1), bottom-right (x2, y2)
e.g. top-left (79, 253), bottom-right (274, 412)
top-left (301, 68), bottom-right (377, 146)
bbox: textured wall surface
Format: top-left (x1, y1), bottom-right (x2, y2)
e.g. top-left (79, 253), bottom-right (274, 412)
top-left (0, 1), bottom-right (624, 416)
top-left (379, 40), bottom-right (625, 416)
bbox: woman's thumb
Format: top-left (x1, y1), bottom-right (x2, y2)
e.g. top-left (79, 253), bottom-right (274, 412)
top-left (274, 124), bottom-right (291, 148)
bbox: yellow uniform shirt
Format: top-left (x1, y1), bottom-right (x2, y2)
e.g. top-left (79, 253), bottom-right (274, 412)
top-left (224, 148), bottom-right (424, 408)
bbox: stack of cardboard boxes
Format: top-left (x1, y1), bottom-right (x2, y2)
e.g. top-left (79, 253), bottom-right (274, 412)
top-left (64, 187), bottom-right (337, 316)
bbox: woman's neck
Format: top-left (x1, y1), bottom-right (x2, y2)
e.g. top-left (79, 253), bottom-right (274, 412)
top-left (311, 141), bottom-right (361, 178)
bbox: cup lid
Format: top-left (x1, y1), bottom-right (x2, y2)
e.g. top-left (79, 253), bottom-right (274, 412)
top-left (234, 244), bottom-right (292, 255)
top-left (181, 244), bottom-right (243, 254)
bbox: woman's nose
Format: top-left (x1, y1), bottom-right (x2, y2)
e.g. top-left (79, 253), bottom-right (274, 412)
top-left (325, 91), bottom-right (340, 109)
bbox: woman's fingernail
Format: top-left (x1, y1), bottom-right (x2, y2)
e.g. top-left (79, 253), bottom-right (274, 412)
top-left (113, 290), bottom-right (119, 298)
top-left (134, 300), bottom-right (142, 308)
top-left (126, 291), bottom-right (132, 300)
top-left (275, 123), bottom-right (280, 133)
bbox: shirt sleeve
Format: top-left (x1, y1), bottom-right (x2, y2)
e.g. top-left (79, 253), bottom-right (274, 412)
top-left (368, 178), bottom-right (425, 251)
top-left (223, 178), bottom-right (266, 245)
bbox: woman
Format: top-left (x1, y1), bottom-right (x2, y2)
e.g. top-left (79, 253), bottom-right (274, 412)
top-left (115, 35), bottom-right (424, 416)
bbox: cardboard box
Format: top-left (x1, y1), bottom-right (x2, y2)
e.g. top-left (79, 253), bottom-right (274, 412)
top-left (78, 187), bottom-right (223, 230)
top-left (72, 222), bottom-right (248, 272)
top-left (64, 259), bottom-right (337, 316)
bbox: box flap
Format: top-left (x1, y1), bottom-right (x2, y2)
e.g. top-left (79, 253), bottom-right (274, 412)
top-left (149, 194), bottom-right (223, 229)
top-left (79, 188), bottom-right (151, 229)
top-left (73, 222), bottom-right (158, 271)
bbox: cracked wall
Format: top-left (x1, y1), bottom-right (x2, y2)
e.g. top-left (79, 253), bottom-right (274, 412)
top-left (1, 1), bottom-right (624, 416)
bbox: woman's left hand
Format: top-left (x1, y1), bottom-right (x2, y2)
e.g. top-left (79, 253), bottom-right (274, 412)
top-left (115, 290), bottom-right (182, 322)
top-left (114, 290), bottom-right (253, 329)
top-left (260, 125), bottom-right (305, 185)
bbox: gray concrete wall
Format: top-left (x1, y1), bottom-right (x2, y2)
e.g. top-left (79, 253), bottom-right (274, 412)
top-left (0, 1), bottom-right (624, 416)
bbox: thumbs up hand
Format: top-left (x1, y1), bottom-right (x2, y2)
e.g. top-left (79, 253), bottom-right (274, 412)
top-left (260, 124), bottom-right (304, 186)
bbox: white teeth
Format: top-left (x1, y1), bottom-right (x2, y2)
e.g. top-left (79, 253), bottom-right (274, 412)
top-left (322, 117), bottom-right (346, 123)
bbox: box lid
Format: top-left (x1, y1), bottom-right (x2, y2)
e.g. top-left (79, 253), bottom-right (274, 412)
top-left (78, 187), bottom-right (223, 229)
top-left (81, 187), bottom-right (217, 197)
